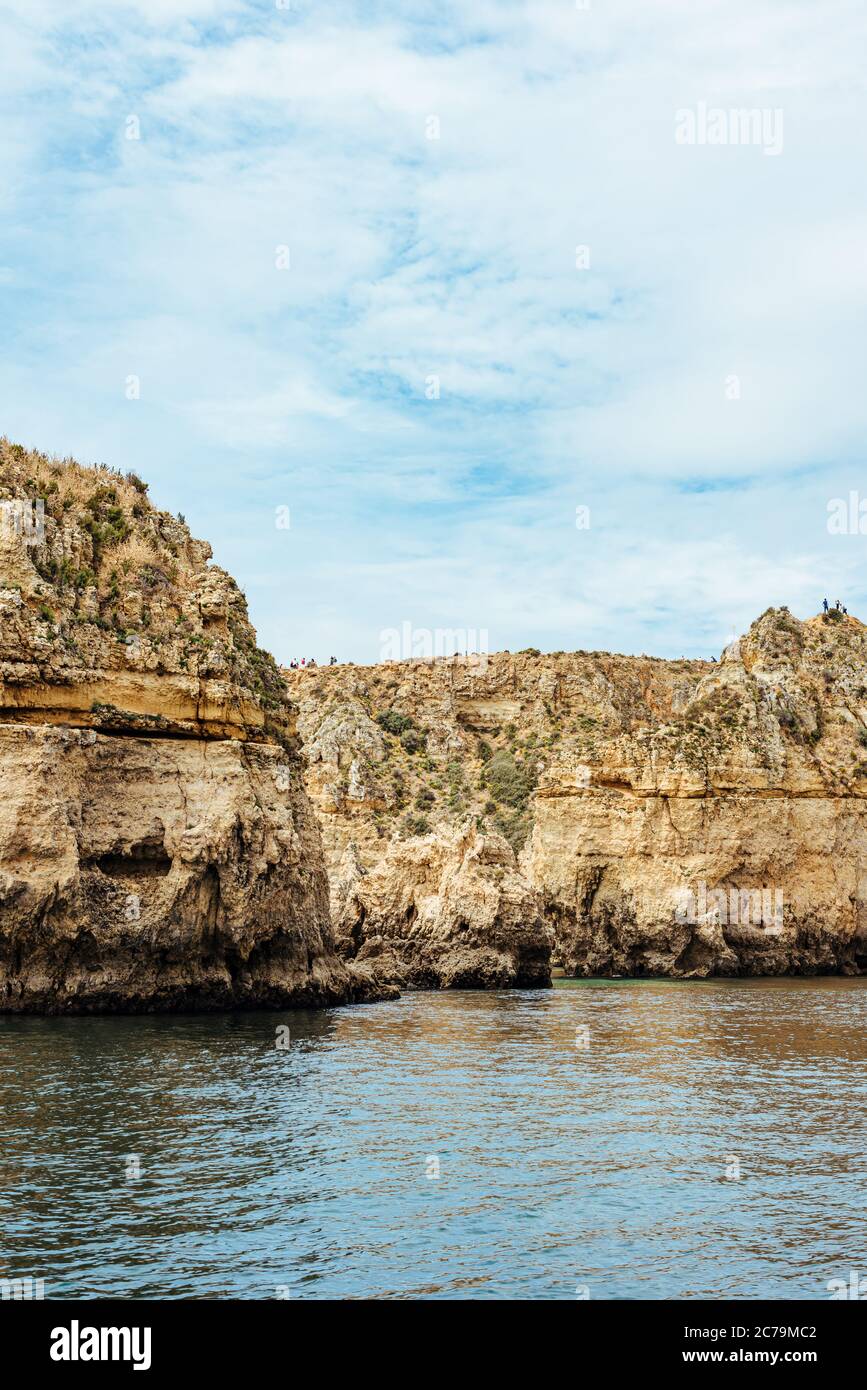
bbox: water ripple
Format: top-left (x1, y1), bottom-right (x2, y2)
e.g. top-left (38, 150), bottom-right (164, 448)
top-left (1, 978), bottom-right (865, 1299)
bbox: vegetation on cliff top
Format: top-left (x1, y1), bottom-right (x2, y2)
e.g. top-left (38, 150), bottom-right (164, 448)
top-left (287, 603), bottom-right (867, 863)
top-left (0, 438), bottom-right (291, 736)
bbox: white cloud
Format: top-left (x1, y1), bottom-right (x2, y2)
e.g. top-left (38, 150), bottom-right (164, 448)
top-left (1, 0), bottom-right (866, 663)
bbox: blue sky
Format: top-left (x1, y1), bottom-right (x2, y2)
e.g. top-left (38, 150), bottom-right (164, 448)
top-left (2, 0), bottom-right (866, 664)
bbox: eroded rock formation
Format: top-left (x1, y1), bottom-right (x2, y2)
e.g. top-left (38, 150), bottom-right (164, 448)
top-left (0, 440), bottom-right (387, 1012)
top-left (286, 607), bottom-right (867, 979)
top-left (6, 436), bottom-right (863, 1000)
top-left (333, 823), bottom-right (550, 989)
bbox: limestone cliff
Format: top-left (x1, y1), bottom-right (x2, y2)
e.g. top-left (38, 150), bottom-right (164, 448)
top-left (0, 439), bottom-right (386, 1012)
top-left (285, 607), bottom-right (867, 979)
top-left (333, 824), bottom-right (550, 989)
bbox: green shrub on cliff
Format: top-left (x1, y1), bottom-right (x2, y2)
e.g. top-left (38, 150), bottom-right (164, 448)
top-left (376, 709), bottom-right (414, 736)
top-left (483, 749), bottom-right (535, 810)
top-left (493, 807), bottom-right (532, 854)
top-left (400, 727), bottom-right (426, 754)
top-left (401, 814), bottom-right (430, 837)
top-left (82, 486), bottom-right (130, 554)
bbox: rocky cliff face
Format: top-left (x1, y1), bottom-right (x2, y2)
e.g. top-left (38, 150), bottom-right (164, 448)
top-left (333, 825), bottom-right (550, 989)
top-left (285, 662), bottom-right (553, 988)
top-left (0, 440), bottom-right (386, 1012)
top-left (6, 436), bottom-right (862, 1000)
top-left (285, 607), bottom-right (867, 979)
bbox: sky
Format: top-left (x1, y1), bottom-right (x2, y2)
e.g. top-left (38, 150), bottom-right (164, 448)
top-left (1, 0), bottom-right (866, 664)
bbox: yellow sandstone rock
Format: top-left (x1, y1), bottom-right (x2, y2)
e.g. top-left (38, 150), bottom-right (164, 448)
top-left (0, 439), bottom-right (388, 1012)
top-left (286, 606), bottom-right (867, 980)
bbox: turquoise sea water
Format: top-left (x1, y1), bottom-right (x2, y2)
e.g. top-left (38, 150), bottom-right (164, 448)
top-left (1, 979), bottom-right (865, 1300)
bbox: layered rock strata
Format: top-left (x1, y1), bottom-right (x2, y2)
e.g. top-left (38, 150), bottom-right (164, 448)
top-left (286, 607), bottom-right (867, 979)
top-left (0, 440), bottom-right (386, 1012)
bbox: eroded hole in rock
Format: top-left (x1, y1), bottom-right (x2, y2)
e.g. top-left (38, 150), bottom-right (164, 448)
top-left (88, 844), bottom-right (172, 878)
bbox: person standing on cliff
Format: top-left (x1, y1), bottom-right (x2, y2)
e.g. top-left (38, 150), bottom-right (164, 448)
top-left (823, 598), bottom-right (829, 613)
